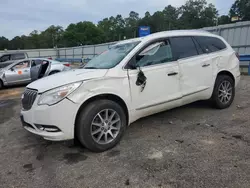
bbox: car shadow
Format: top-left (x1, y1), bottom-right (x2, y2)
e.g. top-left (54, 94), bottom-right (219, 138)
top-left (2, 84), bottom-right (27, 90)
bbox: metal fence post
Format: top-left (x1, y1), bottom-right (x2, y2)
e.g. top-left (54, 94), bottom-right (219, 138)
top-left (82, 46), bottom-right (84, 58)
top-left (56, 47), bottom-right (59, 58)
top-left (248, 62), bottom-right (250, 75)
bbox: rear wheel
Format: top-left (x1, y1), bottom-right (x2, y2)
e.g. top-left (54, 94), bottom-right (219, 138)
top-left (211, 75), bottom-right (235, 109)
top-left (76, 100), bottom-right (127, 152)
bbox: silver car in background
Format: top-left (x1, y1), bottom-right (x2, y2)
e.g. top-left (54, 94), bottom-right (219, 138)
top-left (0, 52), bottom-right (29, 68)
top-left (0, 58), bottom-right (71, 89)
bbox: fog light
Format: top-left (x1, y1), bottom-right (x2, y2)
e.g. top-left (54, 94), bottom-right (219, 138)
top-left (34, 124), bottom-right (61, 132)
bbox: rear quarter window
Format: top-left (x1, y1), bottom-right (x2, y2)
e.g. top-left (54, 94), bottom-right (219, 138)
top-left (195, 36), bottom-right (227, 53)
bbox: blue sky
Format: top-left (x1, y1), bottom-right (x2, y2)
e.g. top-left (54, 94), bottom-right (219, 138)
top-left (0, 0), bottom-right (235, 39)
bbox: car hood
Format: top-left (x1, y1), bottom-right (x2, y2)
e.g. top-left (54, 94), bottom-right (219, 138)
top-left (27, 69), bottom-right (108, 93)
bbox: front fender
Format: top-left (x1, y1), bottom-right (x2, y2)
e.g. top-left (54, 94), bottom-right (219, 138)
top-left (67, 77), bottom-right (132, 110)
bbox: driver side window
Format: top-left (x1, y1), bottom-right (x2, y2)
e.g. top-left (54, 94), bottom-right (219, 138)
top-left (135, 40), bottom-right (173, 67)
top-left (13, 60), bottom-right (30, 69)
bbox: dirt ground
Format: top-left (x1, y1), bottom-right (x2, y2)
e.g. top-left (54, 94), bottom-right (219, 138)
top-left (0, 76), bottom-right (250, 188)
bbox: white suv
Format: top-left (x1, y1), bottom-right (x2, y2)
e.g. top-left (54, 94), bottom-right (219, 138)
top-left (20, 30), bottom-right (240, 152)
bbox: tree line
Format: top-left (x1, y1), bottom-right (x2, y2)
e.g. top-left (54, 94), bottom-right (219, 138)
top-left (0, 0), bottom-right (249, 50)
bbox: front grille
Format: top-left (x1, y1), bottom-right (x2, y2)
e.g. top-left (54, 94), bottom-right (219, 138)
top-left (21, 88), bottom-right (38, 110)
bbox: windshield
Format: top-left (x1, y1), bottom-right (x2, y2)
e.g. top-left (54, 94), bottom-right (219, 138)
top-left (84, 41), bottom-right (140, 69)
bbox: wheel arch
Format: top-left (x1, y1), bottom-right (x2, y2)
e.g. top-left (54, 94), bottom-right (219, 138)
top-left (74, 93), bottom-right (129, 136)
top-left (217, 70), bottom-right (235, 84)
top-left (49, 70), bottom-right (61, 75)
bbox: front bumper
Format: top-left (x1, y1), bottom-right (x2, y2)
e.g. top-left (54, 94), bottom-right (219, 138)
top-left (21, 97), bottom-right (79, 141)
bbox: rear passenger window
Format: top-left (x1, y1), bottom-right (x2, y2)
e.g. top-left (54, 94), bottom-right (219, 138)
top-left (192, 37), bottom-right (204, 55)
top-left (195, 36), bottom-right (227, 53)
top-left (170, 37), bottom-right (198, 59)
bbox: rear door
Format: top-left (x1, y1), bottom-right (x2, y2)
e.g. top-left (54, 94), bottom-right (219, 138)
top-left (170, 36), bottom-right (213, 100)
top-left (5, 60), bottom-right (31, 84)
top-left (43, 60), bottom-right (52, 76)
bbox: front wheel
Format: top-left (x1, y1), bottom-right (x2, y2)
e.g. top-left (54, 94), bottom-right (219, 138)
top-left (76, 100), bottom-right (127, 152)
top-left (211, 75), bottom-right (235, 109)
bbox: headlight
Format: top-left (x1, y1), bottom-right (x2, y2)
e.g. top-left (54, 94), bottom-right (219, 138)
top-left (38, 82), bottom-right (82, 105)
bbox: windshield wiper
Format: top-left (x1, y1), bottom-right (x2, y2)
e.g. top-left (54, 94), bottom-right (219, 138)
top-left (84, 67), bottom-right (98, 69)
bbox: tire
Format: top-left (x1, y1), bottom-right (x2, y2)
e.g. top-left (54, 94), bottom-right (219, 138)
top-left (49, 71), bottom-right (60, 75)
top-left (211, 75), bottom-right (235, 109)
top-left (76, 99), bottom-right (127, 152)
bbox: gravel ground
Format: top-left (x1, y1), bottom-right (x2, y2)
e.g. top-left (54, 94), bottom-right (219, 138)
top-left (0, 76), bottom-right (250, 188)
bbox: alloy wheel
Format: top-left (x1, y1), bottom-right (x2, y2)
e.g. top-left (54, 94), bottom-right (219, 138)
top-left (91, 109), bottom-right (121, 145)
top-left (218, 80), bottom-right (233, 104)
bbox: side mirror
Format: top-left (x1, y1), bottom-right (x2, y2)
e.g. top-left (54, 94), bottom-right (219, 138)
top-left (136, 69), bottom-right (147, 86)
top-left (10, 67), bottom-right (14, 71)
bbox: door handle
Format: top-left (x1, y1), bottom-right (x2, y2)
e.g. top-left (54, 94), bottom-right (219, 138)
top-left (202, 63), bottom-right (210, 67)
top-left (168, 72), bottom-right (178, 76)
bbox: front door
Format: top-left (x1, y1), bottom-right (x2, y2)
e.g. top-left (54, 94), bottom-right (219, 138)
top-left (5, 60), bottom-right (31, 84)
top-left (128, 39), bottom-right (182, 117)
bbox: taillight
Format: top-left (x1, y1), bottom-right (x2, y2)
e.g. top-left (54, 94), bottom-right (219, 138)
top-left (63, 64), bottom-right (70, 67)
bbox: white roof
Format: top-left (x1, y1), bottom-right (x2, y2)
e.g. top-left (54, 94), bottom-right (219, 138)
top-left (16, 58), bottom-right (62, 64)
top-left (116, 29), bottom-right (218, 45)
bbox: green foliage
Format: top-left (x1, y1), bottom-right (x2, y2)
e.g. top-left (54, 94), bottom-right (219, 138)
top-left (218, 15), bottom-right (231, 25)
top-left (64, 22), bottom-right (105, 47)
top-left (178, 0), bottom-right (218, 29)
top-left (230, 0), bottom-right (250, 21)
top-left (0, 0), bottom-right (249, 50)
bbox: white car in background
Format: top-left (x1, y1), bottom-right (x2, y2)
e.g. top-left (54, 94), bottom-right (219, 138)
top-left (0, 58), bottom-right (71, 89)
top-left (20, 30), bottom-right (240, 152)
